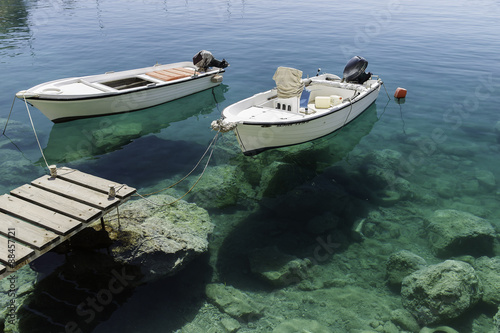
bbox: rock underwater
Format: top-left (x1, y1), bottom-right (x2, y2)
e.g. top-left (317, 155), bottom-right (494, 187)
top-left (401, 260), bottom-right (482, 326)
top-left (105, 194), bottom-right (214, 283)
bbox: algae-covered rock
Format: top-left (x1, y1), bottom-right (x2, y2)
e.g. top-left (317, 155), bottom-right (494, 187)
top-left (475, 168), bottom-right (496, 190)
top-left (419, 326), bottom-right (459, 333)
top-left (106, 195), bottom-right (213, 282)
top-left (364, 149), bottom-right (403, 171)
top-left (92, 122), bottom-right (143, 151)
top-left (473, 256), bottom-right (500, 306)
top-left (272, 318), bottom-right (331, 333)
top-left (426, 209), bottom-right (496, 257)
top-left (401, 260), bottom-right (481, 325)
top-left (494, 307), bottom-right (500, 333)
top-left (386, 250), bottom-right (427, 288)
top-left (0, 266), bottom-right (38, 333)
top-left (390, 308), bottom-right (420, 332)
top-left (186, 164), bottom-right (255, 209)
top-left (205, 283), bottom-right (263, 321)
top-left (248, 246), bottom-right (312, 287)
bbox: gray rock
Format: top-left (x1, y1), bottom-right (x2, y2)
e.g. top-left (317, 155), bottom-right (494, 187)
top-left (401, 260), bottom-right (482, 325)
top-left (473, 256), bottom-right (500, 306)
top-left (426, 209), bottom-right (496, 257)
top-left (272, 318), bottom-right (331, 333)
top-left (248, 246), bottom-right (312, 287)
top-left (0, 266), bottom-right (38, 332)
top-left (391, 308), bottom-right (420, 332)
top-left (221, 317), bottom-right (241, 333)
top-left (494, 307), bottom-right (500, 333)
top-left (419, 326), bottom-right (459, 333)
top-left (205, 283), bottom-right (263, 321)
top-left (386, 250), bottom-right (427, 288)
top-left (92, 122), bottom-right (143, 150)
top-left (186, 165), bottom-right (250, 209)
top-left (475, 168), bottom-right (496, 190)
top-left (364, 149), bottom-right (403, 170)
top-left (106, 195), bottom-right (213, 282)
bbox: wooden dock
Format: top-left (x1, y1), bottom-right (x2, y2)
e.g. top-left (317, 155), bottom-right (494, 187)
top-left (0, 167), bottom-right (136, 280)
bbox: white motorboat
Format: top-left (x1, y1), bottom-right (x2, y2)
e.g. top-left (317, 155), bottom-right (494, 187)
top-left (212, 56), bottom-right (382, 156)
top-left (16, 50), bottom-right (228, 122)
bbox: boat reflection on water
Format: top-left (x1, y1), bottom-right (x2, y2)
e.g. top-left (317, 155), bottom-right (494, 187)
top-left (42, 85), bottom-right (227, 163)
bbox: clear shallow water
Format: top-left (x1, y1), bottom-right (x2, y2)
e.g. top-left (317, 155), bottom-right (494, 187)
top-left (1, 0), bottom-right (500, 332)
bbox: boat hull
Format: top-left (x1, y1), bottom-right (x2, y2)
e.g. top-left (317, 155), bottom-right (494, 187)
top-left (232, 83), bottom-right (380, 155)
top-left (22, 74), bottom-right (221, 122)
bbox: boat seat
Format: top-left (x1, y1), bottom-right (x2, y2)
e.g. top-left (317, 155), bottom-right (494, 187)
top-left (146, 67), bottom-right (197, 82)
top-left (274, 96), bottom-right (300, 113)
top-left (300, 89), bottom-right (311, 108)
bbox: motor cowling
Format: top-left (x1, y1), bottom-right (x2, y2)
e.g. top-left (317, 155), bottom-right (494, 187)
top-left (343, 56), bottom-right (371, 84)
top-left (193, 50), bottom-right (229, 71)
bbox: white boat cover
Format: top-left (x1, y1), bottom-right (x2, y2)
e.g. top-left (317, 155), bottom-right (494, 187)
top-left (272, 67), bottom-right (304, 98)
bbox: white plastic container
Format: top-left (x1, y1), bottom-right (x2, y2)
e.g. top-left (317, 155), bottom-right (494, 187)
top-left (315, 96), bottom-right (331, 108)
top-left (330, 95), bottom-right (343, 106)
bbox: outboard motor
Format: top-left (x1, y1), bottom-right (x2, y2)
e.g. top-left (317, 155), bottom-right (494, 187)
top-left (193, 50), bottom-right (229, 72)
top-left (343, 56), bottom-right (371, 84)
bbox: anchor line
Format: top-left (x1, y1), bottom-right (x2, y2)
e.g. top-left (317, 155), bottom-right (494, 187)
top-left (2, 95), bottom-right (17, 135)
top-left (382, 81), bottom-right (391, 101)
top-left (133, 131), bottom-right (220, 206)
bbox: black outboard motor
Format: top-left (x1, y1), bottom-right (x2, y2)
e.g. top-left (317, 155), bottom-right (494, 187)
top-left (193, 50), bottom-right (229, 72)
top-left (343, 56), bottom-right (371, 84)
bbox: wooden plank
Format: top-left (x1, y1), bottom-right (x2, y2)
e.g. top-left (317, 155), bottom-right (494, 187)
top-left (147, 69), bottom-right (190, 81)
top-left (56, 167), bottom-right (136, 199)
top-left (146, 71), bottom-right (179, 82)
top-left (10, 184), bottom-right (101, 223)
top-left (0, 195), bottom-right (81, 236)
top-left (0, 263), bottom-right (5, 274)
top-left (0, 234), bottom-right (35, 267)
top-left (0, 212), bottom-right (59, 250)
top-left (169, 67), bottom-right (196, 75)
top-left (31, 176), bottom-right (119, 210)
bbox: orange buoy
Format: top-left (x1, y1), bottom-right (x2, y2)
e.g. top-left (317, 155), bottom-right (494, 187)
top-left (394, 87), bottom-right (407, 99)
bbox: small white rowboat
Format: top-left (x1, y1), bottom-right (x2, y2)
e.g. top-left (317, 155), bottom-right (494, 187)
top-left (16, 50), bottom-right (228, 122)
top-left (212, 56), bottom-right (382, 155)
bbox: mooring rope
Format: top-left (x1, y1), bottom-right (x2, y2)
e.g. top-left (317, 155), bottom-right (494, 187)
top-left (22, 95), bottom-right (50, 170)
top-left (133, 131), bottom-right (220, 206)
top-left (2, 96), bottom-right (17, 135)
top-left (382, 81), bottom-right (391, 100)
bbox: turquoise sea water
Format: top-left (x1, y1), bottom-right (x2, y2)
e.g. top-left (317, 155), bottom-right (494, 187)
top-left (1, 0), bottom-right (500, 332)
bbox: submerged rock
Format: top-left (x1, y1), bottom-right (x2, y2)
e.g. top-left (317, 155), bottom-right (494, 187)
top-left (474, 168), bottom-right (496, 190)
top-left (248, 246), bottom-right (312, 287)
top-left (272, 318), bottom-right (331, 333)
top-left (205, 283), bottom-right (263, 321)
top-left (426, 209), bottom-right (496, 257)
top-left (92, 122), bottom-right (143, 151)
top-left (105, 195), bottom-right (214, 282)
top-left (386, 250), bottom-right (427, 288)
top-left (419, 326), bottom-right (459, 333)
top-left (401, 260), bottom-right (482, 326)
top-left (0, 266), bottom-right (38, 333)
top-left (390, 308), bottom-right (420, 332)
top-left (186, 164), bottom-right (253, 209)
top-left (473, 256), bottom-right (500, 306)
top-left (494, 307), bottom-right (500, 333)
